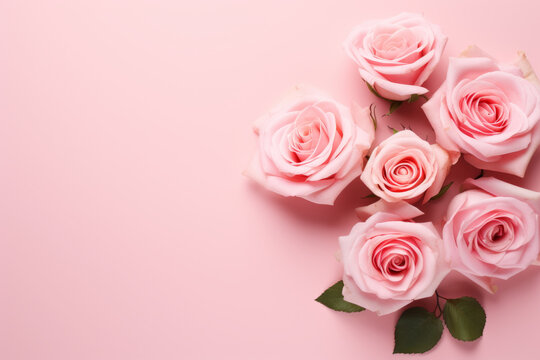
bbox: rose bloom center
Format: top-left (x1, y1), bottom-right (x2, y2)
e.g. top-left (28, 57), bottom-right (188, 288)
top-left (462, 210), bottom-right (520, 257)
top-left (476, 218), bottom-right (515, 252)
top-left (455, 85), bottom-right (510, 137)
top-left (371, 236), bottom-right (420, 279)
top-left (382, 156), bottom-right (426, 191)
top-left (370, 27), bottom-right (421, 61)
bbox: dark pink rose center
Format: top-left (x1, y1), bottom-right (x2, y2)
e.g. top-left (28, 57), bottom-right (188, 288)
top-left (455, 85), bottom-right (510, 137)
top-left (382, 156), bottom-right (426, 192)
top-left (371, 236), bottom-right (420, 279)
top-left (287, 105), bottom-right (342, 163)
top-left (370, 26), bottom-right (422, 62)
top-left (476, 218), bottom-right (515, 252)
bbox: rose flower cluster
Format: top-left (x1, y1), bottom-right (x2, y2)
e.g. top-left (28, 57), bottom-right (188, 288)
top-left (245, 12), bottom-right (540, 354)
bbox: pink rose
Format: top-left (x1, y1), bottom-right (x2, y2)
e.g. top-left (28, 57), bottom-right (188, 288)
top-left (344, 12), bottom-right (447, 101)
top-left (245, 86), bottom-right (374, 205)
top-left (443, 177), bottom-right (540, 293)
top-left (361, 130), bottom-right (455, 204)
top-left (340, 200), bottom-right (449, 315)
top-left (423, 47), bottom-right (540, 177)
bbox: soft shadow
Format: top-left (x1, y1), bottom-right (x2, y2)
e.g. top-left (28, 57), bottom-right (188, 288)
top-left (336, 304), bottom-right (395, 343)
top-left (491, 266), bottom-right (540, 301)
top-left (244, 177), bottom-right (375, 229)
top-left (438, 272), bottom-right (486, 304)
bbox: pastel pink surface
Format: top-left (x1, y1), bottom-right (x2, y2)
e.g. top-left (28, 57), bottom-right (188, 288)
top-left (1, 1), bottom-right (540, 359)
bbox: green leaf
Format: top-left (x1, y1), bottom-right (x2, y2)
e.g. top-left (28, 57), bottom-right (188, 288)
top-left (394, 307), bottom-right (443, 354)
top-left (443, 297), bottom-right (486, 341)
top-left (429, 181), bottom-right (454, 201)
top-left (315, 281), bottom-right (365, 313)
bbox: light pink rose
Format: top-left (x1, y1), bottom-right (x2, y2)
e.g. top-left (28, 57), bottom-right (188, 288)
top-left (340, 200), bottom-right (449, 315)
top-left (423, 47), bottom-right (540, 177)
top-left (344, 12), bottom-right (447, 101)
top-left (443, 177), bottom-right (540, 293)
top-left (361, 130), bottom-right (455, 204)
top-left (244, 86), bottom-right (374, 205)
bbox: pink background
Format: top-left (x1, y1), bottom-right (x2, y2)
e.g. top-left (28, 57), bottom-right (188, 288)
top-left (1, 0), bottom-right (540, 359)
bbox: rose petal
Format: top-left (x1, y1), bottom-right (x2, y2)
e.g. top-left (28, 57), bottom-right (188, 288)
top-left (355, 199), bottom-right (423, 221)
top-left (422, 144), bottom-right (453, 203)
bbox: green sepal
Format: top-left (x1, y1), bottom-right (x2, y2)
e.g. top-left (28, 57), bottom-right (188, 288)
top-left (429, 181), bottom-right (454, 201)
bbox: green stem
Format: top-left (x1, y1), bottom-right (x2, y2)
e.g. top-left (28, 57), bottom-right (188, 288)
top-left (433, 291), bottom-right (445, 318)
top-left (435, 291), bottom-right (448, 300)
